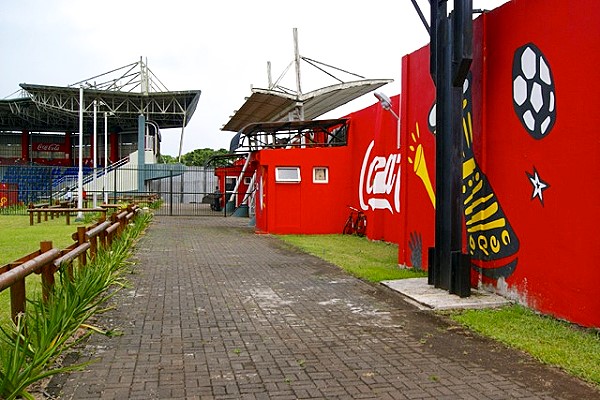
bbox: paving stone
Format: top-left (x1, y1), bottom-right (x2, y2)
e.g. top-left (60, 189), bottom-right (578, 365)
top-left (53, 216), bottom-right (599, 399)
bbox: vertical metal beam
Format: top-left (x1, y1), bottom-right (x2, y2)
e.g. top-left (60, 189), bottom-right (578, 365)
top-left (433, 4), bottom-right (452, 290)
top-left (104, 112), bottom-right (108, 204)
top-left (77, 87), bottom-right (84, 219)
top-left (137, 114), bottom-right (145, 193)
top-left (267, 61), bottom-right (273, 89)
top-left (293, 28), bottom-right (304, 120)
top-left (93, 100), bottom-right (98, 208)
top-left (429, 0), bottom-right (472, 296)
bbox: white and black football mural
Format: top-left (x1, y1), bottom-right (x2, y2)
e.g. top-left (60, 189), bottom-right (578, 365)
top-left (512, 43), bottom-right (556, 139)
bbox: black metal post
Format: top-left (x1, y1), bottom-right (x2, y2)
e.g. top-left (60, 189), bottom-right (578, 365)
top-left (429, 0), bottom-right (472, 296)
top-left (169, 169), bottom-right (173, 217)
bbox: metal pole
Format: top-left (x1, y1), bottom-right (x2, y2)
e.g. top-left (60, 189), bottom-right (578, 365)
top-left (93, 100), bottom-right (97, 208)
top-left (104, 112), bottom-right (108, 204)
top-left (77, 87), bottom-right (84, 219)
top-left (177, 113), bottom-right (187, 163)
top-left (434, 9), bottom-right (452, 290)
top-left (137, 114), bottom-right (145, 193)
top-left (293, 28), bottom-right (304, 121)
top-left (169, 169), bottom-right (173, 216)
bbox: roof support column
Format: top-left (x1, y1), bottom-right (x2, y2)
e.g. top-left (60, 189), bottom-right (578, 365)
top-left (110, 132), bottom-right (118, 163)
top-left (65, 132), bottom-right (72, 166)
top-left (21, 130), bottom-right (29, 162)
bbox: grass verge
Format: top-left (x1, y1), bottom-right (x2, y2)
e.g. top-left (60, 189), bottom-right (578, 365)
top-left (277, 234), bottom-right (426, 282)
top-left (450, 305), bottom-right (600, 386)
top-left (279, 233), bottom-right (600, 388)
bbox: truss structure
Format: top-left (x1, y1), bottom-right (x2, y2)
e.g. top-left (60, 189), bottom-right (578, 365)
top-left (222, 28), bottom-right (392, 133)
top-left (0, 59), bottom-right (201, 133)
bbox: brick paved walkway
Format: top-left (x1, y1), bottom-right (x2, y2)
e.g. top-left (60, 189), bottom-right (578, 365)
top-left (54, 216), bottom-right (598, 399)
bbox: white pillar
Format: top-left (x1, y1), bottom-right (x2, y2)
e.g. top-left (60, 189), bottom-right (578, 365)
top-left (77, 87), bottom-right (84, 219)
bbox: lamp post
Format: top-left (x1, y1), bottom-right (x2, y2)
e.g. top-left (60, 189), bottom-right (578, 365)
top-left (374, 92), bottom-right (401, 149)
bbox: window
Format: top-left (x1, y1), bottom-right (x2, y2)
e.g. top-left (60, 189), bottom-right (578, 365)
top-left (225, 176), bottom-right (237, 192)
top-left (244, 177), bottom-right (252, 185)
top-left (275, 167), bottom-right (301, 182)
top-left (313, 167), bottom-right (329, 183)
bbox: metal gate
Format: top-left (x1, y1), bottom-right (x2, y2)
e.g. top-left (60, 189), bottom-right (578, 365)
top-left (145, 165), bottom-right (225, 216)
top-left (0, 164), bottom-right (243, 217)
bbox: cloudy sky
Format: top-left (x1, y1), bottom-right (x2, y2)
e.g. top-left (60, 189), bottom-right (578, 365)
top-left (0, 0), bottom-right (509, 157)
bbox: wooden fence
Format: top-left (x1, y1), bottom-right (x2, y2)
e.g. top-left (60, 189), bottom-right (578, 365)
top-left (0, 204), bottom-right (139, 323)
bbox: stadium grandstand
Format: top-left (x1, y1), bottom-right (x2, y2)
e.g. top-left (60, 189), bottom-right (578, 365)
top-left (0, 58), bottom-right (201, 207)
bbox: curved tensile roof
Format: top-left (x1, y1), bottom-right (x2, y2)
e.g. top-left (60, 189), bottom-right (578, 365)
top-left (221, 79), bottom-right (392, 133)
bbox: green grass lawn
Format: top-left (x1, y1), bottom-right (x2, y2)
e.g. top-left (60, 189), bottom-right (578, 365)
top-left (0, 215), bottom-right (89, 328)
top-left (279, 233), bottom-right (600, 388)
top-left (0, 215), bottom-right (86, 264)
top-left (277, 234), bottom-right (427, 282)
top-left (451, 305), bottom-right (600, 386)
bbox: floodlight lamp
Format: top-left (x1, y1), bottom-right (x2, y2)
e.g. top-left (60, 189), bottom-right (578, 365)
top-left (374, 92), bottom-right (392, 111)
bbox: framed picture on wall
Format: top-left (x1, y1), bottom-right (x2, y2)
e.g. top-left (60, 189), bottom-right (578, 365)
top-left (313, 167), bottom-right (328, 183)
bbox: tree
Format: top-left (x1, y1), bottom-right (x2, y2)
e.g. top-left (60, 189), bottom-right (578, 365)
top-left (181, 148), bottom-right (229, 167)
top-left (158, 154), bottom-right (178, 164)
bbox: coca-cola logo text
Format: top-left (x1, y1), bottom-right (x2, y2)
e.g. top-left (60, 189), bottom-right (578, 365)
top-left (33, 142), bottom-right (63, 152)
top-left (359, 140), bottom-right (401, 213)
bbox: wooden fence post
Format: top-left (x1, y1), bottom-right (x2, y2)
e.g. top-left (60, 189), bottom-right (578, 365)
top-left (99, 216), bottom-right (107, 249)
top-left (117, 213), bottom-right (124, 236)
top-left (40, 241), bottom-right (55, 303)
top-left (28, 202), bottom-right (34, 226)
top-left (89, 231), bottom-right (98, 261)
top-left (77, 226), bottom-right (87, 267)
top-left (10, 265), bottom-right (26, 323)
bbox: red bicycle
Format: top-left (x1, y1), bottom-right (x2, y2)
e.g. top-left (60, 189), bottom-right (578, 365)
top-left (343, 206), bottom-right (367, 237)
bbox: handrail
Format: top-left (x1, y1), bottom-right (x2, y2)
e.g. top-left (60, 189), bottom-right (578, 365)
top-left (0, 204), bottom-right (141, 322)
top-left (0, 249), bottom-right (60, 292)
top-left (85, 221), bottom-right (111, 239)
top-left (53, 243), bottom-right (90, 268)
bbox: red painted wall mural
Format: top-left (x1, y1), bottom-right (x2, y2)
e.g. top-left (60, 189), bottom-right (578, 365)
top-left (396, 0), bottom-right (600, 327)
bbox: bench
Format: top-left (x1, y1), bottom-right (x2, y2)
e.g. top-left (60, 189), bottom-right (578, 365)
top-left (28, 208), bottom-right (107, 226)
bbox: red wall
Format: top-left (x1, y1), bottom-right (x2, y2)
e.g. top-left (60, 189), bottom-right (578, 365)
top-left (396, 0), bottom-right (600, 327)
top-left (254, 146), bottom-right (352, 234)
top-left (479, 0), bottom-right (600, 327)
top-left (253, 101), bottom-right (405, 241)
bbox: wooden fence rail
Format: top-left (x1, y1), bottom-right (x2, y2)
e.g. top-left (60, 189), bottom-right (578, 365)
top-left (0, 204), bottom-right (139, 323)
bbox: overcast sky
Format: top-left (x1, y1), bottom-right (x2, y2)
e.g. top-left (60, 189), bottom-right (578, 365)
top-left (0, 0), bottom-right (509, 157)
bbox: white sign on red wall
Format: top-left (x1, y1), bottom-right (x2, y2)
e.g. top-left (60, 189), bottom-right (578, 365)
top-left (359, 140), bottom-right (401, 214)
top-left (32, 142), bottom-right (66, 152)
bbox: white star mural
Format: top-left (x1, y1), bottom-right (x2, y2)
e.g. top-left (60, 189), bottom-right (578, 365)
top-left (526, 167), bottom-right (550, 206)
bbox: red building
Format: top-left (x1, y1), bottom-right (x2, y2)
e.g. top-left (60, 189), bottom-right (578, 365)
top-left (224, 0), bottom-right (600, 328)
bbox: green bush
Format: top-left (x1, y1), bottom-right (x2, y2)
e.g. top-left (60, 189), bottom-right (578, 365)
top-left (0, 211), bottom-right (152, 399)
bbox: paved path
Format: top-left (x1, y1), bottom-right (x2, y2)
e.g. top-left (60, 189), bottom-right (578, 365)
top-left (54, 216), bottom-right (598, 399)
